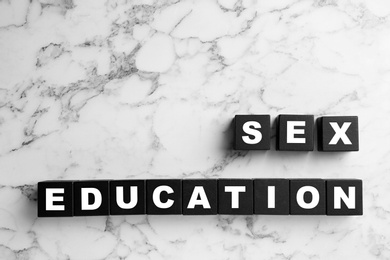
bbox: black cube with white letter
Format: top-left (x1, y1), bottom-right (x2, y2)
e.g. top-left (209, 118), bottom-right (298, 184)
top-left (73, 180), bottom-right (110, 216)
top-left (254, 179), bottom-right (289, 215)
top-left (146, 179), bottom-right (182, 215)
top-left (326, 179), bottom-right (362, 215)
top-left (38, 181), bottom-right (73, 217)
top-left (290, 179), bottom-right (326, 215)
top-left (182, 179), bottom-right (218, 215)
top-left (218, 179), bottom-right (253, 215)
top-left (234, 115), bottom-right (271, 150)
top-left (318, 116), bottom-right (359, 151)
top-left (277, 114), bottom-right (314, 151)
top-left (110, 180), bottom-right (146, 215)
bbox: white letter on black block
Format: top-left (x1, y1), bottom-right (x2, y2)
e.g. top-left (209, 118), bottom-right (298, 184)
top-left (287, 121), bottom-right (306, 143)
top-left (81, 188), bottom-right (102, 210)
top-left (116, 186), bottom-right (138, 209)
top-left (153, 185), bottom-right (174, 209)
top-left (242, 121), bottom-right (262, 144)
top-left (329, 122), bottom-right (352, 145)
top-left (225, 186), bottom-right (246, 208)
top-left (46, 188), bottom-right (65, 211)
top-left (334, 187), bottom-right (355, 209)
top-left (296, 186), bottom-right (319, 209)
top-left (187, 186), bottom-right (211, 209)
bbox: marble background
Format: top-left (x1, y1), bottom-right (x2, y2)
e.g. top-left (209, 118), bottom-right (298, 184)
top-left (0, 0), bottom-right (390, 259)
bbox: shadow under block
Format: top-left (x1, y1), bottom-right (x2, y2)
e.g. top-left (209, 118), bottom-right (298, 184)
top-left (73, 180), bottom-right (110, 216)
top-left (277, 114), bottom-right (314, 151)
top-left (110, 180), bottom-right (146, 215)
top-left (182, 179), bottom-right (218, 215)
top-left (326, 179), bottom-right (363, 215)
top-left (218, 179), bottom-right (253, 215)
top-left (318, 116), bottom-right (359, 151)
top-left (290, 179), bottom-right (326, 215)
top-left (234, 115), bottom-right (271, 150)
top-left (38, 181), bottom-right (73, 217)
top-left (254, 179), bottom-right (289, 215)
top-left (146, 179), bottom-right (182, 215)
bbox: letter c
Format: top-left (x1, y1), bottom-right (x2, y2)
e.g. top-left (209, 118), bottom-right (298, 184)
top-left (153, 185), bottom-right (174, 209)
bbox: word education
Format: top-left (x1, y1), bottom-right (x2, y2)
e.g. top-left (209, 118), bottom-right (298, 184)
top-left (38, 179), bottom-right (363, 217)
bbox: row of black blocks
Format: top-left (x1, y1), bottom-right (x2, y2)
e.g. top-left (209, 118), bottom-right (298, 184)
top-left (38, 179), bottom-right (362, 217)
top-left (234, 115), bottom-right (359, 151)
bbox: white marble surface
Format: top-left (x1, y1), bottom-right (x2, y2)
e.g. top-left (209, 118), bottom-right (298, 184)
top-left (0, 0), bottom-right (390, 259)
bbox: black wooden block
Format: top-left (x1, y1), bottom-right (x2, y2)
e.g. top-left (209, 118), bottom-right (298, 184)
top-left (277, 114), bottom-right (314, 151)
top-left (253, 179), bottom-right (289, 215)
top-left (73, 180), bottom-right (109, 216)
top-left (182, 179), bottom-right (218, 215)
top-left (38, 181), bottom-right (73, 217)
top-left (318, 116), bottom-right (359, 151)
top-left (290, 179), bottom-right (326, 215)
top-left (326, 179), bottom-right (363, 215)
top-left (146, 179), bottom-right (182, 215)
top-left (234, 115), bottom-right (271, 150)
top-left (218, 179), bottom-right (253, 215)
top-left (110, 180), bottom-right (146, 215)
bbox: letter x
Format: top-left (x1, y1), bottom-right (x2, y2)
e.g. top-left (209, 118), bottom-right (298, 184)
top-left (329, 122), bottom-right (352, 145)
